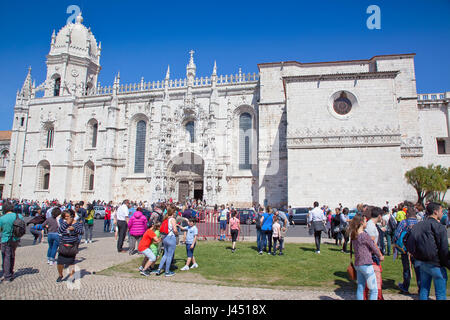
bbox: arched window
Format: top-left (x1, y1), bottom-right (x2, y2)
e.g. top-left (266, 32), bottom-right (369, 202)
top-left (239, 113), bottom-right (252, 170)
top-left (54, 77), bottom-right (61, 97)
top-left (1, 150), bottom-right (9, 167)
top-left (91, 122), bottom-right (98, 148)
top-left (83, 161), bottom-right (95, 191)
top-left (134, 120), bottom-right (146, 173)
top-left (37, 160), bottom-right (51, 190)
top-left (186, 121), bottom-right (195, 143)
top-left (46, 127), bottom-right (54, 149)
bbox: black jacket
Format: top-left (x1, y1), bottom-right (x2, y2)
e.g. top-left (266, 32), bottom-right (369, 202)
top-left (412, 217), bottom-right (450, 269)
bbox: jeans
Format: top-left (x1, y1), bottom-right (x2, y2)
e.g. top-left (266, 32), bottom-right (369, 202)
top-left (84, 224), bottom-right (93, 241)
top-left (385, 232), bottom-right (393, 255)
top-left (159, 235), bottom-right (176, 273)
top-left (417, 261), bottom-right (447, 300)
top-left (273, 237), bottom-right (284, 254)
top-left (30, 229), bottom-right (42, 245)
top-left (256, 228), bottom-right (264, 252)
top-left (400, 254), bottom-right (421, 292)
top-left (104, 219), bottom-right (111, 232)
top-left (47, 233), bottom-right (60, 261)
top-left (1, 241), bottom-right (19, 280)
top-left (355, 264), bottom-right (378, 300)
top-left (262, 230), bottom-right (273, 252)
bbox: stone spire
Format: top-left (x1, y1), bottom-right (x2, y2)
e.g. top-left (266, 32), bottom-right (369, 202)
top-left (163, 65), bottom-right (170, 105)
top-left (210, 61), bottom-right (219, 116)
top-left (186, 50), bottom-right (196, 79)
top-left (20, 67), bottom-right (33, 99)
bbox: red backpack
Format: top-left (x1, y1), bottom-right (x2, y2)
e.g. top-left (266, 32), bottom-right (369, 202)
top-left (160, 219), bottom-right (169, 235)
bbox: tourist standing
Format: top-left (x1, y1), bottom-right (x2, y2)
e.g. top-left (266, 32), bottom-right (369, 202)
top-left (261, 206), bottom-right (274, 254)
top-left (116, 200), bottom-right (130, 253)
top-left (393, 205), bottom-right (420, 295)
top-left (56, 209), bottom-right (83, 283)
top-left (255, 207), bottom-right (264, 254)
top-left (156, 207), bottom-right (178, 277)
top-left (412, 202), bottom-right (449, 300)
top-left (364, 207), bottom-right (384, 300)
top-left (349, 214), bottom-right (383, 300)
top-left (0, 201), bottom-right (24, 282)
top-left (42, 208), bottom-right (61, 265)
top-left (104, 205), bottom-right (111, 232)
top-left (138, 223), bottom-right (161, 276)
top-left (308, 201), bottom-right (326, 254)
top-left (229, 211), bottom-right (240, 253)
top-left (272, 216), bottom-right (282, 255)
top-left (341, 207), bottom-right (350, 253)
top-left (179, 218), bottom-right (199, 270)
top-left (218, 205), bottom-right (228, 241)
top-left (332, 208), bottom-right (342, 246)
top-left (127, 207), bottom-right (148, 255)
top-left (84, 203), bottom-right (95, 244)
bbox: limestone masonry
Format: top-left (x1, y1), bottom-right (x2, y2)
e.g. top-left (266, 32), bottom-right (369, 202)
top-left (4, 13), bottom-right (450, 208)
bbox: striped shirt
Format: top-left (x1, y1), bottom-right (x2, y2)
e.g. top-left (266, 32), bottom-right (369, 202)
top-left (58, 220), bottom-right (83, 243)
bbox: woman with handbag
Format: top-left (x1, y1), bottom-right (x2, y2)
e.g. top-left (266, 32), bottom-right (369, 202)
top-left (348, 214), bottom-right (384, 300)
top-left (56, 209), bottom-right (83, 283)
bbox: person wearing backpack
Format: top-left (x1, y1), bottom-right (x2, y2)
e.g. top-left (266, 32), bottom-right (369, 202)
top-left (0, 201), bottom-right (25, 282)
top-left (409, 202), bottom-right (450, 300)
top-left (382, 207), bottom-right (397, 256)
top-left (393, 205), bottom-right (420, 295)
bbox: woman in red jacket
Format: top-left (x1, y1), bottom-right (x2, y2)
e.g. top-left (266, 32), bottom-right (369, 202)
top-left (127, 207), bottom-right (148, 255)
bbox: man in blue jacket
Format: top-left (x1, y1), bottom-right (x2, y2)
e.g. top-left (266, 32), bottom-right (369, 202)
top-left (0, 201), bottom-right (24, 282)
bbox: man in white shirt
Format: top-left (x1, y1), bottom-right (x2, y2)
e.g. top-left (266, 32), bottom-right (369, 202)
top-left (365, 207), bottom-right (382, 246)
top-left (116, 199), bottom-right (130, 253)
top-left (308, 201), bottom-right (326, 254)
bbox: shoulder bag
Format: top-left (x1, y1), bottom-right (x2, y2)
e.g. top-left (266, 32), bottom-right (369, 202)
top-left (347, 241), bottom-right (357, 280)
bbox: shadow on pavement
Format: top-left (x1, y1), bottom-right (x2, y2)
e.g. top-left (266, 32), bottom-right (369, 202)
top-left (14, 267), bottom-right (40, 279)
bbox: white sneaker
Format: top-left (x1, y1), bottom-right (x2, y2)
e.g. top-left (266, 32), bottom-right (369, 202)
top-left (47, 259), bottom-right (50, 264)
top-left (84, 240), bottom-right (88, 244)
top-left (315, 250), bottom-right (320, 254)
top-left (190, 263), bottom-right (198, 269)
top-left (89, 240), bottom-right (93, 243)
top-left (49, 261), bottom-right (54, 266)
top-left (181, 265), bottom-right (190, 271)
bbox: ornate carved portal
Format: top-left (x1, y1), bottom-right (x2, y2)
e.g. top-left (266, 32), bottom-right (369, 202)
top-left (167, 152), bottom-right (204, 203)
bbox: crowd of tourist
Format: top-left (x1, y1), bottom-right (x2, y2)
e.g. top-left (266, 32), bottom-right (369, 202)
top-left (0, 196), bottom-right (448, 300)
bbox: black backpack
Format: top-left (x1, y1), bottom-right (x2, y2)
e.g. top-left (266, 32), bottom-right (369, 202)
top-left (404, 224), bottom-right (417, 257)
top-left (388, 215), bottom-right (397, 232)
top-left (11, 213), bottom-right (26, 240)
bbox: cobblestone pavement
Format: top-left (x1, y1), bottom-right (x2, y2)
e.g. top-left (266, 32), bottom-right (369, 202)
top-left (0, 231), bottom-right (416, 300)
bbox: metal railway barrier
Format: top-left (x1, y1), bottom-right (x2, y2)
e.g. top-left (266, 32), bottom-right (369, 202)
top-left (195, 209), bottom-right (251, 241)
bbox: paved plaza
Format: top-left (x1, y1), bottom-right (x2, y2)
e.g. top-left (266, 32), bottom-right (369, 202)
top-left (0, 220), bottom-right (418, 300)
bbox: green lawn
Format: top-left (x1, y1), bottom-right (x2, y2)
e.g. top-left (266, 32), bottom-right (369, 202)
top-left (98, 241), bottom-right (448, 294)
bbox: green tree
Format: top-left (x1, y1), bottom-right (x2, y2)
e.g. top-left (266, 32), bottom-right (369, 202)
top-left (405, 165), bottom-right (446, 206)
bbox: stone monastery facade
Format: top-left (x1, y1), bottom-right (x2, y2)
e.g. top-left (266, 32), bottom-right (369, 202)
top-left (4, 13), bottom-right (450, 208)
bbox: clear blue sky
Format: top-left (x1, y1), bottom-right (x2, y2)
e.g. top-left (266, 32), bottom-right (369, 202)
top-left (0, 0), bottom-right (449, 131)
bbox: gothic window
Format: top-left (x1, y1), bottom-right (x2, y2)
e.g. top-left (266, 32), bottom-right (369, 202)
top-left (37, 160), bottom-right (51, 190)
top-left (333, 92), bottom-right (352, 115)
top-left (54, 77), bottom-right (61, 97)
top-left (1, 150), bottom-right (9, 168)
top-left (87, 120), bottom-right (98, 148)
top-left (46, 126), bottom-right (54, 149)
top-left (186, 121), bottom-right (195, 143)
top-left (134, 120), bottom-right (146, 173)
top-left (83, 161), bottom-right (95, 191)
top-left (239, 113), bottom-right (252, 170)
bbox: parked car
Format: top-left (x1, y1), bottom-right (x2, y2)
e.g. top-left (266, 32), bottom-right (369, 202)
top-left (332, 208), bottom-right (358, 220)
top-left (236, 208), bottom-right (257, 225)
top-left (290, 207), bottom-right (309, 225)
top-left (94, 206), bottom-right (106, 219)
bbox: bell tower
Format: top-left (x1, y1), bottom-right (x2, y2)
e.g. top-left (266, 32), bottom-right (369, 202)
top-left (44, 12), bottom-right (101, 97)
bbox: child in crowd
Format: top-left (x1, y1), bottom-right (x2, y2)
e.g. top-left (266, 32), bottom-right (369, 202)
top-left (178, 218), bottom-right (199, 270)
top-left (272, 216), bottom-right (281, 255)
top-left (138, 222), bottom-right (161, 276)
top-left (150, 222), bottom-right (161, 262)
